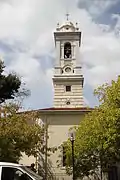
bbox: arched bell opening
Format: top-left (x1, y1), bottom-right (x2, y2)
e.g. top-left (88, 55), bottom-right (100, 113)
top-left (64, 42), bottom-right (72, 59)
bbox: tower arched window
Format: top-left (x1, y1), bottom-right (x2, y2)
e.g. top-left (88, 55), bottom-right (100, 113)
top-left (64, 42), bottom-right (72, 59)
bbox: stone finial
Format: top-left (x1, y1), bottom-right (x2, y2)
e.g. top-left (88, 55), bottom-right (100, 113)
top-left (56, 23), bottom-right (60, 31)
top-left (76, 22), bottom-right (79, 30)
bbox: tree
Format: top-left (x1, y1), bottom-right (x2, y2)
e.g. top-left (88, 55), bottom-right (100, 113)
top-left (0, 60), bottom-right (27, 104)
top-left (65, 76), bottom-right (120, 180)
top-left (0, 102), bottom-right (44, 163)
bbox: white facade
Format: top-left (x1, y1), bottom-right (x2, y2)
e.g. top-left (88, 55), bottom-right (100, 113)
top-left (36, 109), bottom-right (89, 180)
top-left (53, 20), bottom-right (84, 108)
top-left (20, 108), bottom-right (91, 179)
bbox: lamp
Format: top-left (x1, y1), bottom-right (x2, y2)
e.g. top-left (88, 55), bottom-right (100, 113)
top-left (68, 128), bottom-right (75, 180)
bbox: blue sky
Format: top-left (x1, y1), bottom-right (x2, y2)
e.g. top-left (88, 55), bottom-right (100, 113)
top-left (0, 0), bottom-right (120, 110)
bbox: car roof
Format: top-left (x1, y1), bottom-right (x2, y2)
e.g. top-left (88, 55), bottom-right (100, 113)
top-left (0, 162), bottom-right (23, 167)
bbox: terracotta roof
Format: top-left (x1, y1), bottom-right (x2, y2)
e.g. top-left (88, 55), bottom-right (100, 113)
top-left (18, 107), bottom-right (93, 114)
top-left (38, 107), bottom-right (93, 111)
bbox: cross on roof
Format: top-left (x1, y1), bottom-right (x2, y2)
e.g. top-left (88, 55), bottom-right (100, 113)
top-left (66, 13), bottom-right (70, 21)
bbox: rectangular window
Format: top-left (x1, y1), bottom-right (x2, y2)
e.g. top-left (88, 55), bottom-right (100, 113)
top-left (66, 86), bottom-right (71, 92)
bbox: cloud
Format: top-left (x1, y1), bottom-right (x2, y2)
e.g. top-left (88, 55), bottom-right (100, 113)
top-left (81, 22), bottom-right (120, 88)
top-left (77, 0), bottom-right (119, 17)
top-left (0, 0), bottom-right (120, 108)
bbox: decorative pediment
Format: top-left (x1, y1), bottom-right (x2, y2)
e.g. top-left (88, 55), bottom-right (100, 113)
top-left (56, 21), bottom-right (79, 32)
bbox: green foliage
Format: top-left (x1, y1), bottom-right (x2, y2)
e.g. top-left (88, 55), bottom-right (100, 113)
top-left (0, 60), bottom-right (23, 103)
top-left (0, 103), bottom-right (44, 163)
top-left (65, 76), bottom-right (120, 179)
top-left (94, 76), bottom-right (120, 108)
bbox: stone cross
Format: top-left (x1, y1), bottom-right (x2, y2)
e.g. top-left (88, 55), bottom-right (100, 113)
top-left (66, 13), bottom-right (69, 21)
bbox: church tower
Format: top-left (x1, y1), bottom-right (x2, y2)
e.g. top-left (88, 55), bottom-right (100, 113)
top-left (53, 16), bottom-right (84, 108)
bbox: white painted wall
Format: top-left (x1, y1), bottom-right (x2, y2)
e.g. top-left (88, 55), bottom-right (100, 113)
top-left (20, 110), bottom-right (87, 180)
top-left (43, 112), bottom-right (84, 179)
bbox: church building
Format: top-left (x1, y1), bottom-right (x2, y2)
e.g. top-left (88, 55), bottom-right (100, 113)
top-left (36, 17), bottom-right (92, 180)
top-left (21, 16), bottom-right (91, 180)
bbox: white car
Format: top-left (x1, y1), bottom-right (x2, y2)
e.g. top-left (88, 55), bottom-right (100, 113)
top-left (0, 162), bottom-right (42, 180)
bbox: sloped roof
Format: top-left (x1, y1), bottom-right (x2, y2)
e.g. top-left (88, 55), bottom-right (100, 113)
top-left (38, 107), bottom-right (93, 112)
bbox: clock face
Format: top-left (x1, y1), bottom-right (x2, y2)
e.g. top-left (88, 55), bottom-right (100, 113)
top-left (65, 67), bottom-right (71, 73)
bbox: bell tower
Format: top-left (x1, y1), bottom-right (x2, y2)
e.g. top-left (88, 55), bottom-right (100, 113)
top-left (53, 17), bottom-right (84, 108)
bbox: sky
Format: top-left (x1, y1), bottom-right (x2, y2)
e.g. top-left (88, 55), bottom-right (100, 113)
top-left (0, 0), bottom-right (120, 110)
